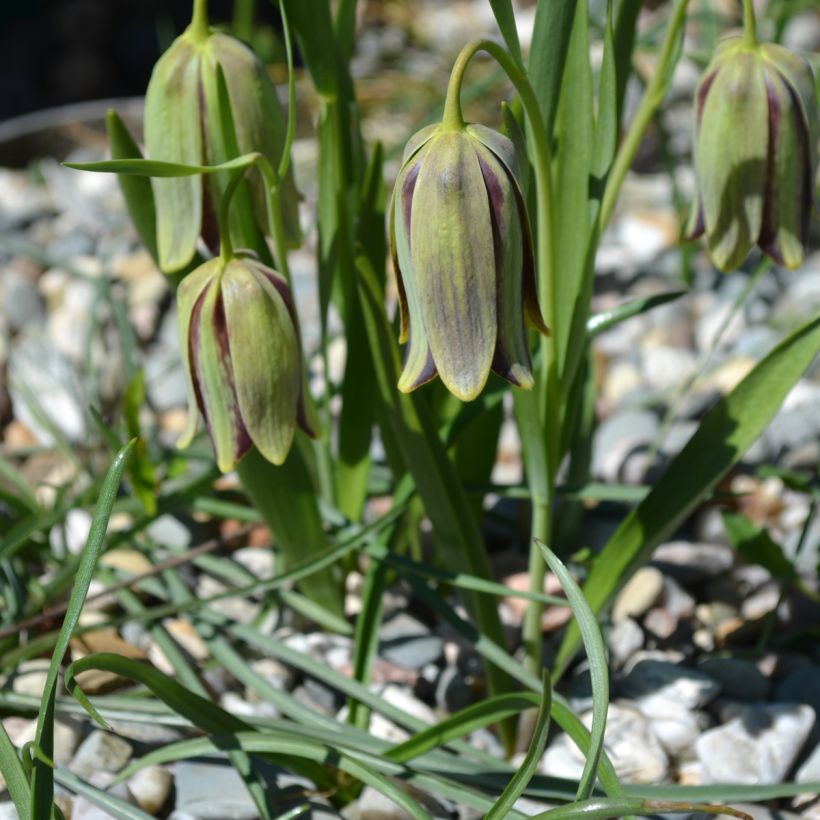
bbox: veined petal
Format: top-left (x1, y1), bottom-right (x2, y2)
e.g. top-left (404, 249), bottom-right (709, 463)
top-left (190, 266), bottom-right (250, 473)
top-left (696, 52), bottom-right (768, 271)
top-left (410, 132), bottom-right (497, 401)
top-left (145, 36), bottom-right (203, 273)
top-left (222, 260), bottom-right (300, 466)
top-left (393, 154), bottom-right (437, 393)
top-left (473, 141), bottom-right (533, 389)
top-left (467, 123), bottom-right (524, 188)
top-left (176, 259), bottom-right (221, 448)
top-left (758, 67), bottom-right (811, 269)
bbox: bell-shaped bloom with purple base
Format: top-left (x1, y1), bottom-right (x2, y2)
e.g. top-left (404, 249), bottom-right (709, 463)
top-left (390, 122), bottom-right (549, 402)
top-left (177, 254), bottom-right (314, 473)
top-left (689, 36), bottom-right (817, 271)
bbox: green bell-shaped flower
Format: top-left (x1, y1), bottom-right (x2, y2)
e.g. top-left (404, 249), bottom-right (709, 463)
top-left (177, 254), bottom-right (314, 472)
top-left (689, 36), bottom-right (817, 271)
top-left (145, 7), bottom-right (301, 273)
top-left (389, 122), bottom-right (549, 402)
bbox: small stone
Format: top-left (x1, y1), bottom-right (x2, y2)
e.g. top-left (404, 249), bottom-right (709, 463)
top-left (543, 703), bottom-right (668, 784)
top-left (174, 761), bottom-right (258, 819)
top-left (70, 731), bottom-right (133, 778)
top-left (696, 657), bottom-right (770, 702)
top-left (651, 541), bottom-right (734, 584)
top-left (127, 765), bottom-right (173, 815)
top-left (146, 514), bottom-right (193, 549)
top-left (592, 409), bottom-right (660, 483)
top-left (618, 659), bottom-right (721, 710)
top-left (612, 567), bottom-right (664, 622)
top-left (696, 703), bottom-right (815, 784)
top-left (607, 617), bottom-right (644, 667)
top-left (379, 613), bottom-right (443, 669)
top-left (797, 741), bottom-right (820, 784)
top-left (8, 658), bottom-right (52, 699)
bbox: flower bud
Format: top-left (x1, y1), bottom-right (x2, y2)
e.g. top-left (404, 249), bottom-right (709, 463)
top-left (689, 37), bottom-right (817, 271)
top-left (145, 16), bottom-right (301, 273)
top-left (177, 254), bottom-right (314, 472)
top-left (389, 123), bottom-right (549, 402)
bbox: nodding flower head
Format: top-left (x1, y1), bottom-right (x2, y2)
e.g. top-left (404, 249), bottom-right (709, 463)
top-left (389, 122), bottom-right (549, 402)
top-left (689, 36), bottom-right (817, 271)
top-left (177, 254), bottom-right (314, 473)
top-left (144, 16), bottom-right (301, 273)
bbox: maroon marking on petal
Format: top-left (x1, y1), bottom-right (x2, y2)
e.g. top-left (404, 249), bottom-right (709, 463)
top-left (401, 343), bottom-right (437, 391)
top-left (401, 161), bottom-right (421, 248)
top-left (491, 348), bottom-right (530, 387)
top-left (758, 72), bottom-right (782, 261)
top-left (189, 285), bottom-right (210, 420)
top-left (688, 201), bottom-right (705, 240)
top-left (696, 70), bottom-right (719, 131)
top-left (197, 76), bottom-right (221, 256)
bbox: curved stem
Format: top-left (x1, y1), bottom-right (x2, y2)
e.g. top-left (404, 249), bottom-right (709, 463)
top-left (742, 0), bottom-right (757, 45)
top-left (599, 0), bottom-right (691, 230)
top-left (190, 0), bottom-right (210, 41)
top-left (276, 1), bottom-right (298, 181)
top-left (446, 39), bottom-right (558, 675)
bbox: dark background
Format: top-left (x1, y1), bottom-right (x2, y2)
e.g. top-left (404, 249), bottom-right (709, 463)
top-left (0, 0), bottom-right (280, 121)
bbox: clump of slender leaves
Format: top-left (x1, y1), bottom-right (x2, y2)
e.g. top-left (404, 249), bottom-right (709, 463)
top-left (0, 0), bottom-right (818, 817)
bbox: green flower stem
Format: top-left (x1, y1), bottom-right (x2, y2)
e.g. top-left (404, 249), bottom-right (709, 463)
top-left (599, 0), bottom-right (691, 230)
top-left (190, 0), bottom-right (209, 41)
top-left (443, 39), bottom-right (559, 675)
top-left (743, 0), bottom-right (757, 45)
top-left (277, 0), bottom-right (298, 182)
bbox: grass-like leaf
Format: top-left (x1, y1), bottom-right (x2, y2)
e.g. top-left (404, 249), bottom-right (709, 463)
top-left (0, 720), bottom-right (30, 817)
top-left (556, 312), bottom-right (820, 676)
top-left (586, 289), bottom-right (688, 338)
top-left (29, 439), bottom-right (134, 818)
top-left (538, 543), bottom-right (610, 800)
top-left (530, 797), bottom-right (752, 820)
top-left (486, 671), bottom-right (552, 819)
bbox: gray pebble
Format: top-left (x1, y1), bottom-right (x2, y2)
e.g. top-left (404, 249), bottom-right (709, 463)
top-left (379, 613), bottom-right (443, 670)
top-left (70, 731), bottom-right (133, 778)
top-left (174, 761), bottom-right (258, 819)
top-left (650, 541), bottom-right (734, 584)
top-left (592, 409), bottom-right (660, 483)
top-left (607, 616), bottom-right (644, 667)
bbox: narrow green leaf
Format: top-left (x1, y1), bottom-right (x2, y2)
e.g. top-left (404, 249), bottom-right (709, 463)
top-left (106, 110), bottom-right (158, 262)
top-left (0, 720), bottom-right (30, 817)
top-left (387, 693), bottom-right (541, 764)
top-left (64, 154), bottom-right (258, 177)
top-left (122, 370), bottom-right (158, 516)
top-left (531, 797), bottom-right (751, 820)
top-left (348, 549), bottom-right (388, 730)
top-left (0, 453), bottom-right (39, 514)
top-left (30, 440), bottom-right (135, 818)
top-left (538, 543), bottom-right (608, 800)
top-left (612, 0), bottom-right (642, 122)
top-left (528, 0), bottom-right (579, 135)
top-left (486, 671), bottom-right (551, 819)
top-left (722, 512), bottom-right (792, 577)
top-left (556, 313), bottom-right (820, 676)
top-left (280, 0), bottom-right (339, 96)
top-left (488, 0), bottom-right (525, 69)
top-left (592, 0), bottom-right (619, 180)
top-left (552, 0), bottom-right (594, 369)
top-left (586, 290), bottom-right (688, 338)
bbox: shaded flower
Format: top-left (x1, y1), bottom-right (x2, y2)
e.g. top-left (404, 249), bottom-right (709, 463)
top-left (390, 122), bottom-right (549, 402)
top-left (144, 15), bottom-right (301, 272)
top-left (177, 254), bottom-right (314, 472)
top-left (689, 36), bottom-right (817, 271)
